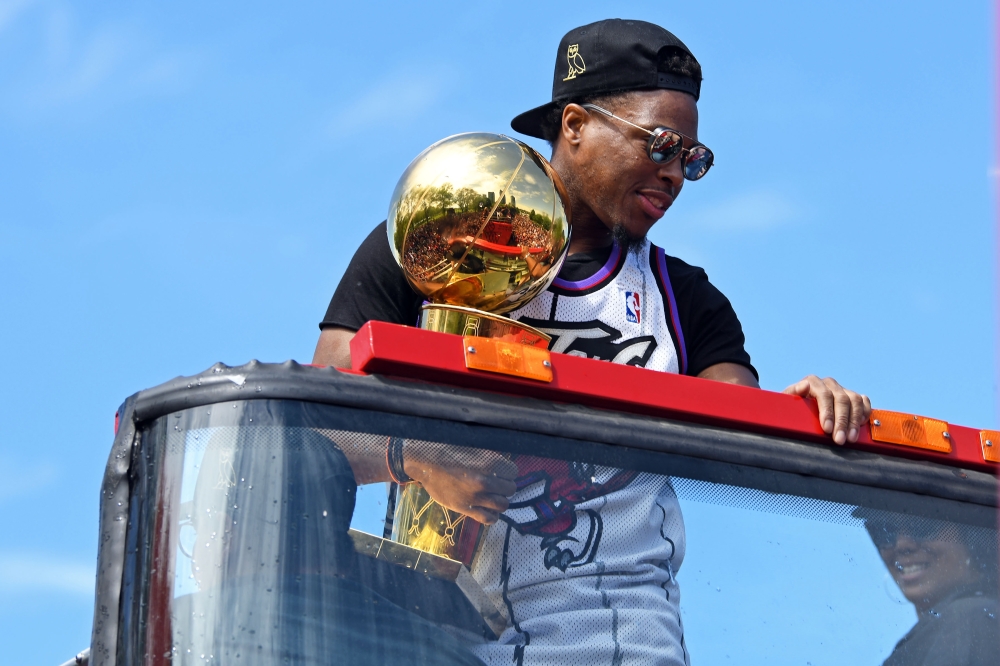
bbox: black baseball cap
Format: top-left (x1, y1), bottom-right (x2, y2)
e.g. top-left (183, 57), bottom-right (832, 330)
top-left (511, 19), bottom-right (701, 140)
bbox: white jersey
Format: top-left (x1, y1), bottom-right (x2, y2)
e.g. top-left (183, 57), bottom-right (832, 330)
top-left (469, 240), bottom-right (690, 666)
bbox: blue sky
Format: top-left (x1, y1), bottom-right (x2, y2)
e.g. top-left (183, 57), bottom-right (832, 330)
top-left (0, 1), bottom-right (995, 663)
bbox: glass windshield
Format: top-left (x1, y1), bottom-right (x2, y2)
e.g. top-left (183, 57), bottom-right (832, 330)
top-left (123, 400), bottom-right (999, 666)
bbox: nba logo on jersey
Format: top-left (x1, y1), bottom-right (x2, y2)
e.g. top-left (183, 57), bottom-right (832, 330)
top-left (625, 291), bottom-right (641, 324)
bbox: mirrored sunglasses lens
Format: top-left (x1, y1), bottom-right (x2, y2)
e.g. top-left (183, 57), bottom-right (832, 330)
top-left (648, 131), bottom-right (683, 164)
top-left (684, 147), bottom-right (714, 181)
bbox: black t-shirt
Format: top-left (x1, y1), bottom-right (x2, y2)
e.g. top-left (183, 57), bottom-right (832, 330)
top-left (321, 221), bottom-right (757, 379)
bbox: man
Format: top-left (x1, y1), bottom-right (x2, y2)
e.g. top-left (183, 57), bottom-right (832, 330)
top-left (314, 19), bottom-right (871, 664)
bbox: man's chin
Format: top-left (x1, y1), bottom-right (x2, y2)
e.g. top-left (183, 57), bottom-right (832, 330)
top-left (612, 223), bottom-right (648, 255)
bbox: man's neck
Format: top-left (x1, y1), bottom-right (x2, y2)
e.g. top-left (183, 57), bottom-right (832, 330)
top-left (567, 214), bottom-right (613, 255)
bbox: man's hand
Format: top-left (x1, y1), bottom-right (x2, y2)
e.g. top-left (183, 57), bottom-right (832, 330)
top-left (403, 440), bottom-right (518, 525)
top-left (783, 375), bottom-right (872, 445)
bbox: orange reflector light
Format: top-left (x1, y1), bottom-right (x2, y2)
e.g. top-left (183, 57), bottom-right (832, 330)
top-left (463, 336), bottom-right (553, 383)
top-left (869, 409), bottom-right (952, 453)
top-left (980, 430), bottom-right (999, 464)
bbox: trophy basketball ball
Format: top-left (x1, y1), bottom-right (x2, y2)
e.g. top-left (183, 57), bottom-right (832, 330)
top-left (386, 132), bottom-right (571, 566)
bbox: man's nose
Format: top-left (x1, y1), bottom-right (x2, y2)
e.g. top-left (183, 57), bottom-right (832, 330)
top-left (655, 154), bottom-right (684, 192)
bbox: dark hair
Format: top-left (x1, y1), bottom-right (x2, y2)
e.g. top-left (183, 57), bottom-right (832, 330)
top-left (540, 46), bottom-right (702, 146)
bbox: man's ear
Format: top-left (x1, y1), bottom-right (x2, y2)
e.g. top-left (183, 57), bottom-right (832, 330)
top-left (560, 103), bottom-right (588, 148)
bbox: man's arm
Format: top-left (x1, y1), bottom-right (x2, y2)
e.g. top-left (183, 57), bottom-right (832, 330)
top-left (698, 362), bottom-right (871, 446)
top-left (313, 326), bottom-right (355, 368)
top-left (313, 327), bottom-right (517, 524)
top-left (316, 429), bottom-right (516, 525)
top-left (314, 221), bottom-right (424, 368)
top-left (697, 361), bottom-right (759, 387)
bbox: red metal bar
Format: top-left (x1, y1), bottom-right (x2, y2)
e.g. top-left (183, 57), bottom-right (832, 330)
top-left (351, 321), bottom-right (996, 473)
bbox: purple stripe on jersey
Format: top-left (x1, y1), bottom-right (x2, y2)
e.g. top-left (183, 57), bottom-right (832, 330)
top-left (551, 241), bottom-right (623, 291)
top-left (655, 247), bottom-right (688, 375)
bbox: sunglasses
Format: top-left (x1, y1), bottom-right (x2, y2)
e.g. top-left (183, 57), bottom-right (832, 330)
top-left (581, 103), bottom-right (714, 181)
top-left (864, 519), bottom-right (952, 549)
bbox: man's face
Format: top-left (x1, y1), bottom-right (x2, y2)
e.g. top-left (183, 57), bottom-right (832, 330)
top-left (561, 89), bottom-right (699, 244)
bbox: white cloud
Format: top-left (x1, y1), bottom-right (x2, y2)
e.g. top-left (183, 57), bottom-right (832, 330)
top-left (686, 189), bottom-right (801, 231)
top-left (0, 552), bottom-right (94, 595)
top-left (0, 0), bottom-right (34, 34)
top-left (32, 25), bottom-right (130, 104)
top-left (328, 73), bottom-right (443, 138)
top-left (0, 456), bottom-right (56, 501)
top-left (6, 4), bottom-right (200, 115)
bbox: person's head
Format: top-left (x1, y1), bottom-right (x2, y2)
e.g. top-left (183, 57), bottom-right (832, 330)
top-left (862, 514), bottom-right (999, 612)
top-left (510, 20), bottom-right (710, 251)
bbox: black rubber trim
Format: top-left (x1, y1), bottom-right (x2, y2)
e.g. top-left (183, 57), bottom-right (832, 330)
top-left (91, 395), bottom-right (137, 666)
top-left (131, 361), bottom-right (998, 508)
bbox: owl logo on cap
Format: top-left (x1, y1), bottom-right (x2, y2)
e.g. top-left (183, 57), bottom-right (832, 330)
top-left (563, 44), bottom-right (586, 81)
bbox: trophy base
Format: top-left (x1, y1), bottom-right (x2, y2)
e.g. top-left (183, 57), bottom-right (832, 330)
top-left (419, 304), bottom-right (550, 348)
top-left (388, 304), bottom-right (547, 598)
top-left (350, 528), bottom-right (509, 639)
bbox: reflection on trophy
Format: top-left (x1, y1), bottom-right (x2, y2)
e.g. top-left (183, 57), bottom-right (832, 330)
top-left (387, 133), bottom-right (571, 566)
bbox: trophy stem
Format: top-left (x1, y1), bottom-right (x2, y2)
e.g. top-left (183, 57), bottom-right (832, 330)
top-left (391, 484), bottom-right (484, 568)
top-left (388, 304), bottom-right (550, 566)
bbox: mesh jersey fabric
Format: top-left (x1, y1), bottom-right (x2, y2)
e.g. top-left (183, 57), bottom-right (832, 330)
top-left (318, 221), bottom-right (756, 379)
top-left (507, 239), bottom-right (682, 373)
top-left (466, 240), bottom-right (689, 665)
top-left (469, 466), bottom-right (688, 666)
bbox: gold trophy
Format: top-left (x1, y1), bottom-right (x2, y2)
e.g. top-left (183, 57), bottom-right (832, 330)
top-left (386, 133), bottom-right (571, 566)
